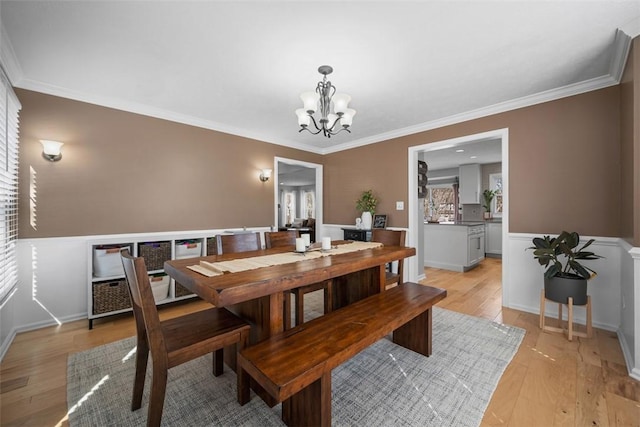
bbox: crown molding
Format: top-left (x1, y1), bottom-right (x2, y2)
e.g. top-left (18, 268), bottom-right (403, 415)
top-left (323, 28), bottom-right (634, 154)
top-left (11, 69), bottom-right (625, 157)
top-left (4, 24), bottom-right (633, 157)
top-left (609, 29), bottom-right (633, 82)
top-left (14, 77), bottom-right (324, 154)
top-left (321, 73), bottom-right (620, 154)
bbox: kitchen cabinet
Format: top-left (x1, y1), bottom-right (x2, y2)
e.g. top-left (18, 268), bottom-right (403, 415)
top-left (468, 226), bottom-right (485, 265)
top-left (485, 221), bottom-right (502, 256)
top-left (424, 223), bottom-right (485, 272)
top-left (459, 164), bottom-right (481, 204)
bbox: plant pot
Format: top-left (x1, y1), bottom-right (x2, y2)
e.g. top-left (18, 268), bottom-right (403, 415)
top-left (483, 212), bottom-right (492, 219)
top-left (544, 274), bottom-right (588, 305)
top-left (361, 211), bottom-right (373, 230)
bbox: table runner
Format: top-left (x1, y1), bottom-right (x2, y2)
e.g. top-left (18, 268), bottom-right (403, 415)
top-left (187, 241), bottom-right (383, 277)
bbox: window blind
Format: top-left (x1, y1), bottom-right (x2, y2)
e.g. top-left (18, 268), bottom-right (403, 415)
top-left (0, 68), bottom-right (20, 305)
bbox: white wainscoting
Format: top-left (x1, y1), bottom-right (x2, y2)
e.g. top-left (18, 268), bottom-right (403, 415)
top-left (505, 233), bottom-right (622, 331)
top-left (2, 227), bottom-right (639, 380)
top-left (0, 228), bottom-right (270, 360)
top-left (619, 244), bottom-right (640, 381)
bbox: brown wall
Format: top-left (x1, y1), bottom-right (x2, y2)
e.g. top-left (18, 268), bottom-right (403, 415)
top-left (17, 89), bottom-right (322, 238)
top-left (325, 87), bottom-right (622, 237)
top-left (17, 82), bottom-right (628, 240)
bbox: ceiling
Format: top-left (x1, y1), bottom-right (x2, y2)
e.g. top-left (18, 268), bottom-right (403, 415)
top-left (1, 1), bottom-right (639, 155)
top-left (278, 162), bottom-right (316, 187)
top-left (423, 138), bottom-right (502, 171)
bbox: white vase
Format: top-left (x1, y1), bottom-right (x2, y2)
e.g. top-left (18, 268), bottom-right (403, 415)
top-left (361, 211), bottom-right (373, 230)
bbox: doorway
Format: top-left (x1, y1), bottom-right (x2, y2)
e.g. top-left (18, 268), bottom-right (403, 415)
top-left (273, 157), bottom-right (323, 239)
top-left (407, 128), bottom-right (510, 306)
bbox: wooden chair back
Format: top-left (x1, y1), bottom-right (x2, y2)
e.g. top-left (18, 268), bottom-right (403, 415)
top-left (371, 229), bottom-right (407, 287)
top-left (264, 230), bottom-right (299, 249)
top-left (371, 229), bottom-right (406, 247)
top-left (215, 232), bottom-right (261, 254)
top-left (120, 249), bottom-right (167, 364)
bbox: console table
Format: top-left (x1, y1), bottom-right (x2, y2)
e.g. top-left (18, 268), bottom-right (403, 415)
top-left (342, 228), bottom-right (371, 242)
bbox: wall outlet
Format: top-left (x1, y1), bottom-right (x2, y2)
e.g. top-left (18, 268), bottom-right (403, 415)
top-left (396, 201), bottom-right (404, 210)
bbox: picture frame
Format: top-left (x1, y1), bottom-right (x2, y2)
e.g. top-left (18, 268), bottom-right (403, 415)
top-left (373, 214), bottom-right (387, 229)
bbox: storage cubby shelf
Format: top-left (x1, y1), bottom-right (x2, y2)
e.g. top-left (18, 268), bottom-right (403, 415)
top-left (87, 236), bottom-right (209, 329)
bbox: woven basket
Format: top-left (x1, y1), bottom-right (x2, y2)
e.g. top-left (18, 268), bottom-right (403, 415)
top-left (93, 280), bottom-right (132, 314)
top-left (138, 241), bottom-right (171, 271)
top-left (206, 237), bottom-right (217, 255)
top-left (175, 282), bottom-right (194, 297)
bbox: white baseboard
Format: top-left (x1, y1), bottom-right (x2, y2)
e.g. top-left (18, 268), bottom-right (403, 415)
top-left (0, 328), bottom-right (16, 361)
top-left (618, 329), bottom-right (640, 381)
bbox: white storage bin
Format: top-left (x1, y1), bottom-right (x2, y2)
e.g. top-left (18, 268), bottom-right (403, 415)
top-left (93, 245), bottom-right (129, 277)
top-left (150, 274), bottom-right (170, 302)
top-left (175, 240), bottom-right (202, 259)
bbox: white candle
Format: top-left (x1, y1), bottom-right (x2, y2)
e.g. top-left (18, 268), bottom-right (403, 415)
top-left (302, 234), bottom-right (311, 247)
top-left (295, 238), bottom-right (306, 252)
top-left (322, 237), bottom-right (331, 250)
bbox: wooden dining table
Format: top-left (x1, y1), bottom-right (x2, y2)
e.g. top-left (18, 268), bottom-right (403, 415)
top-left (164, 241), bottom-right (416, 344)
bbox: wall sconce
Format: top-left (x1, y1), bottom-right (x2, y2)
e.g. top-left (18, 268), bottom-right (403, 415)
top-left (40, 140), bottom-right (64, 162)
top-left (259, 168), bottom-right (272, 182)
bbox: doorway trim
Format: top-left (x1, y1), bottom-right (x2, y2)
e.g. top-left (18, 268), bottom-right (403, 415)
top-left (273, 157), bottom-right (323, 239)
top-left (407, 128), bottom-right (510, 305)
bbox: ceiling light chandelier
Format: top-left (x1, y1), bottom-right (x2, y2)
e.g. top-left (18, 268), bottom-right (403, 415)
top-left (295, 65), bottom-right (356, 138)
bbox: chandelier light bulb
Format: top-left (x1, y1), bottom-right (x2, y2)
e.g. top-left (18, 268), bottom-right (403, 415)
top-left (300, 92), bottom-right (319, 114)
top-left (332, 93), bottom-right (351, 115)
top-left (296, 109), bottom-right (310, 127)
top-left (341, 109), bottom-right (357, 127)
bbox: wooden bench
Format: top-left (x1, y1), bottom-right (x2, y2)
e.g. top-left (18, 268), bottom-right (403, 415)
top-left (237, 282), bottom-right (447, 427)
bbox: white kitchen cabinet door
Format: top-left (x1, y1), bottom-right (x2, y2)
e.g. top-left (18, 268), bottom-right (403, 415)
top-left (459, 164), bottom-right (481, 204)
top-left (485, 222), bottom-right (502, 255)
top-left (467, 234), bottom-right (485, 265)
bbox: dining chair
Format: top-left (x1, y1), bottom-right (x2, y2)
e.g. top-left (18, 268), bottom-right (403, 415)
top-left (264, 230), bottom-right (299, 329)
top-left (264, 230), bottom-right (332, 328)
top-left (264, 230), bottom-right (299, 248)
top-left (215, 232), bottom-right (261, 254)
top-left (120, 249), bottom-right (251, 427)
top-left (371, 229), bottom-right (407, 288)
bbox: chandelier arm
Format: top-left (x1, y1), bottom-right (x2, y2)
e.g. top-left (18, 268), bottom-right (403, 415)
top-left (307, 113), bottom-right (323, 132)
top-left (327, 126), bottom-right (351, 136)
top-left (299, 126), bottom-right (323, 135)
top-left (327, 116), bottom-right (342, 132)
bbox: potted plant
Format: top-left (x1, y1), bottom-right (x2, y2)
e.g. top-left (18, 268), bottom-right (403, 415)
top-left (482, 189), bottom-right (495, 219)
top-left (528, 231), bottom-right (603, 305)
top-left (356, 190), bottom-right (378, 229)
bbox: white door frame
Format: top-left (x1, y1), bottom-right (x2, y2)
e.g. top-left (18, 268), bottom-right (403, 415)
top-left (407, 128), bottom-right (511, 305)
top-left (273, 157), bottom-right (323, 239)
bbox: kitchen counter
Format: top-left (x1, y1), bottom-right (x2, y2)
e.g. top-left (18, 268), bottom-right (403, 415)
top-left (424, 222), bottom-right (485, 272)
top-left (424, 221), bottom-right (485, 226)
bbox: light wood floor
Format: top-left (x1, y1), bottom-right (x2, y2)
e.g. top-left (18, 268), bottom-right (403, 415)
top-left (1, 257), bottom-right (638, 426)
top-left (421, 258), bottom-right (640, 427)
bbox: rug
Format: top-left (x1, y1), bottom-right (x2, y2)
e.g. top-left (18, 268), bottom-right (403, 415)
top-left (67, 307), bottom-right (525, 426)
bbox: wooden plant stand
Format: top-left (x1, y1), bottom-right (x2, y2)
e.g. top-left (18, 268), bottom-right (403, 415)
top-left (539, 290), bottom-right (592, 341)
